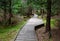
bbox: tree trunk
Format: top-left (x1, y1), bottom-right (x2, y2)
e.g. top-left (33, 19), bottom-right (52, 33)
top-left (40, 9), bottom-right (44, 18)
top-left (27, 5), bottom-right (32, 17)
top-left (46, 0), bottom-right (51, 38)
top-left (3, 1), bottom-right (7, 25)
top-left (8, 0), bottom-right (12, 24)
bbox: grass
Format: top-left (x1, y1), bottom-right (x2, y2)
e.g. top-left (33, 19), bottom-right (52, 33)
top-left (43, 18), bottom-right (56, 29)
top-left (38, 16), bottom-right (56, 29)
top-left (43, 18), bottom-right (56, 41)
top-left (38, 16), bottom-right (58, 41)
top-left (0, 20), bottom-right (26, 41)
top-left (51, 19), bottom-right (56, 29)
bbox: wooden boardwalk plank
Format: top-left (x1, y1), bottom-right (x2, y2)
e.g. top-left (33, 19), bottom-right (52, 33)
top-left (15, 17), bottom-right (43, 41)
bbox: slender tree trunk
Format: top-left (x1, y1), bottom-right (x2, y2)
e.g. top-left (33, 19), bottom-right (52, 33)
top-left (27, 5), bottom-right (32, 17)
top-left (40, 9), bottom-right (44, 18)
top-left (46, 0), bottom-right (51, 38)
top-left (8, 0), bottom-right (12, 24)
top-left (3, 1), bottom-right (7, 25)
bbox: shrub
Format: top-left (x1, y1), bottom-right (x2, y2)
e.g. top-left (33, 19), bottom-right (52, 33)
top-left (55, 19), bottom-right (60, 28)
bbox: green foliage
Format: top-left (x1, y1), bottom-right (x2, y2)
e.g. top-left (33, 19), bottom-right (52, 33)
top-left (12, 0), bottom-right (22, 14)
top-left (0, 20), bottom-right (26, 41)
top-left (0, 0), bottom-right (60, 15)
top-left (51, 0), bottom-right (60, 16)
top-left (17, 5), bottom-right (26, 16)
top-left (27, 0), bottom-right (60, 16)
top-left (27, 0), bottom-right (47, 9)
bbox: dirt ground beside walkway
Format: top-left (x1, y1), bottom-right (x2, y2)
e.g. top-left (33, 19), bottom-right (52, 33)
top-left (36, 27), bottom-right (60, 41)
top-left (36, 27), bottom-right (49, 41)
top-left (51, 28), bottom-right (60, 41)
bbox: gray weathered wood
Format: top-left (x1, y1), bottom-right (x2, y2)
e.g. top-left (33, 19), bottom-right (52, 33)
top-left (15, 16), bottom-right (43, 41)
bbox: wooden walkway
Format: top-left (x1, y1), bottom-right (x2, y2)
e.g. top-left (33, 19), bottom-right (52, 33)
top-left (15, 17), bottom-right (43, 41)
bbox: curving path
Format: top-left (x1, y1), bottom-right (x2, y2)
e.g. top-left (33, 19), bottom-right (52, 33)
top-left (15, 15), bottom-right (43, 41)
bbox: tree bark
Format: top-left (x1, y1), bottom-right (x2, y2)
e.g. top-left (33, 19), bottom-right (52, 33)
top-left (8, 0), bottom-right (12, 24)
top-left (3, 1), bottom-right (7, 25)
top-left (46, 0), bottom-right (51, 38)
top-left (40, 9), bottom-right (44, 18)
top-left (27, 5), bottom-right (32, 17)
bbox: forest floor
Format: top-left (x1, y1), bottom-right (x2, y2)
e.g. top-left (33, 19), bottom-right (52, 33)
top-left (36, 15), bottom-right (60, 41)
top-left (51, 27), bottom-right (60, 41)
top-left (36, 26), bottom-right (60, 41)
top-left (36, 27), bottom-right (49, 41)
top-left (50, 15), bottom-right (60, 41)
top-left (0, 19), bottom-right (26, 41)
